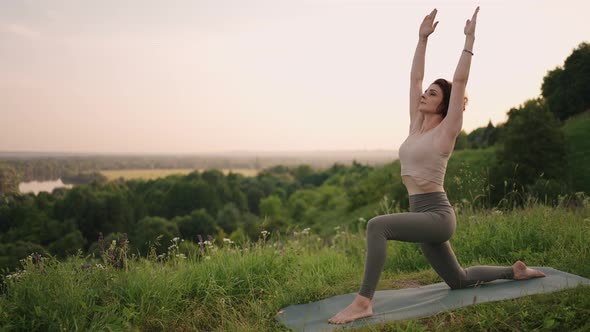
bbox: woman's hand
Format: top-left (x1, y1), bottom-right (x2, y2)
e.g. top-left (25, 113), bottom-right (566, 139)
top-left (464, 6), bottom-right (480, 37)
top-left (419, 8), bottom-right (439, 39)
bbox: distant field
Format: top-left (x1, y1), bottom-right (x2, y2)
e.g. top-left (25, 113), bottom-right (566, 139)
top-left (101, 168), bottom-right (259, 181)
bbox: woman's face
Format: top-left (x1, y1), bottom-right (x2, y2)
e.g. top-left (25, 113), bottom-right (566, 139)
top-left (418, 84), bottom-right (444, 114)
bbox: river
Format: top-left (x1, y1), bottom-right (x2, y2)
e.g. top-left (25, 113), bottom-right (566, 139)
top-left (18, 179), bottom-right (73, 195)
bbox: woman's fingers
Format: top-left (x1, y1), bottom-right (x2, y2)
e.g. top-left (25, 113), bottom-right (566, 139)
top-left (420, 8), bottom-right (438, 35)
top-left (472, 6), bottom-right (480, 21)
top-left (424, 8), bottom-right (436, 23)
top-left (464, 7), bottom-right (479, 35)
top-left (427, 9), bottom-right (437, 27)
top-left (430, 8), bottom-right (437, 19)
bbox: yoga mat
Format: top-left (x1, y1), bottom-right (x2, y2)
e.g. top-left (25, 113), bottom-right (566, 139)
top-left (276, 267), bottom-right (590, 332)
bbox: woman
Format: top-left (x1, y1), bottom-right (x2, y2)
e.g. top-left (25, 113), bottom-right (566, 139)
top-left (329, 7), bottom-right (545, 324)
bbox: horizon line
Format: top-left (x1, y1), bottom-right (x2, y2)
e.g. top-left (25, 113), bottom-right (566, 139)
top-left (0, 148), bottom-right (399, 156)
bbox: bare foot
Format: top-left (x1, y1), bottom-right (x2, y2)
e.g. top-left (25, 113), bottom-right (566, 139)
top-left (512, 260), bottom-right (546, 280)
top-left (328, 294), bottom-right (373, 324)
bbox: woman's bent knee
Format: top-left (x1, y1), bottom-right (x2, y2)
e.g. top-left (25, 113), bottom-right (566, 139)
top-left (446, 280), bottom-right (463, 290)
top-left (366, 217), bottom-right (383, 234)
top-left (446, 279), bottom-right (477, 290)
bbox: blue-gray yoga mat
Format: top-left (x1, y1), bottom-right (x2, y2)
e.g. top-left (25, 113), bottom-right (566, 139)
top-left (276, 267), bottom-right (590, 332)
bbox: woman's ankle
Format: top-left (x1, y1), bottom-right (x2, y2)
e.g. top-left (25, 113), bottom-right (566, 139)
top-left (354, 294), bottom-right (372, 307)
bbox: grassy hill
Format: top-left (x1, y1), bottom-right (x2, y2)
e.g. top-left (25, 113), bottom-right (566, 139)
top-left (1, 202), bottom-right (589, 331)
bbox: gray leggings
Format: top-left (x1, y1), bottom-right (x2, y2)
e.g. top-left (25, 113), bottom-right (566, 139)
top-left (359, 191), bottom-right (514, 299)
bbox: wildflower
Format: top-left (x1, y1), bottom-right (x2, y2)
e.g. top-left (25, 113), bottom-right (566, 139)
top-left (302, 228), bottom-right (311, 235)
top-left (197, 235), bottom-right (204, 255)
top-left (175, 254), bottom-right (187, 259)
top-left (261, 230), bottom-right (270, 238)
top-left (6, 269), bottom-right (27, 281)
top-left (30, 253), bottom-right (41, 267)
top-left (98, 232), bottom-right (105, 252)
top-left (493, 210), bottom-right (503, 215)
top-left (358, 217), bottom-right (367, 223)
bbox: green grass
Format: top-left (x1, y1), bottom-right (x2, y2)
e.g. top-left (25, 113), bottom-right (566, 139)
top-left (1, 201), bottom-right (590, 331)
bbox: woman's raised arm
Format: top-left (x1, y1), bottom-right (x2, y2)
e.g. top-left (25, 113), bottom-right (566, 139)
top-left (409, 8), bottom-right (438, 133)
top-left (440, 7), bottom-right (479, 141)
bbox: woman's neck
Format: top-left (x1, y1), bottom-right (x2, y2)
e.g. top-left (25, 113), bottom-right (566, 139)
top-left (419, 113), bottom-right (443, 133)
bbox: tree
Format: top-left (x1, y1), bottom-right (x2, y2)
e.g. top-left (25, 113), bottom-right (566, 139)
top-left (287, 189), bottom-right (318, 223)
top-left (201, 169), bottom-right (225, 187)
top-left (464, 120), bottom-right (498, 149)
top-left (0, 241), bottom-right (48, 271)
top-left (454, 130), bottom-right (470, 150)
top-left (48, 230), bottom-right (86, 258)
top-left (164, 180), bottom-right (221, 218)
top-left (131, 216), bottom-right (179, 255)
top-left (216, 202), bottom-right (241, 234)
top-left (542, 42), bottom-right (590, 121)
top-left (0, 165), bottom-right (19, 194)
top-left (174, 208), bottom-right (216, 241)
top-left (246, 186), bottom-right (265, 215)
top-left (259, 195), bottom-right (288, 232)
top-left (240, 212), bottom-right (261, 241)
top-left (259, 195), bottom-right (283, 219)
top-left (489, 98), bottom-right (567, 204)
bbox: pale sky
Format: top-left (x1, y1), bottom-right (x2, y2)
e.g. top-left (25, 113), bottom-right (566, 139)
top-left (1, 0), bottom-right (588, 154)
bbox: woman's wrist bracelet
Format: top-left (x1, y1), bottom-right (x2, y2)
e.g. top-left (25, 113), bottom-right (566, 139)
top-left (463, 49), bottom-right (474, 55)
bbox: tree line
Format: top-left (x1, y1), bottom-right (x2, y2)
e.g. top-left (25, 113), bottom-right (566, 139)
top-left (0, 163), bottom-right (368, 270)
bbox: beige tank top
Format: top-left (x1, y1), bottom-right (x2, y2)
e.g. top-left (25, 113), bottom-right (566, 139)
top-left (398, 127), bottom-right (451, 186)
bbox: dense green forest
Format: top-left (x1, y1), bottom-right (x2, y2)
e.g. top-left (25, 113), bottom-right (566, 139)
top-left (0, 42), bottom-right (588, 274)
